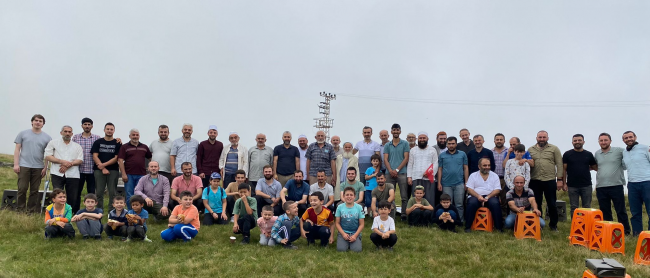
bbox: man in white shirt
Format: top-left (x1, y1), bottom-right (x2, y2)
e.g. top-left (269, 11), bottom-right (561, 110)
top-left (298, 135), bottom-right (309, 184)
top-left (407, 132), bottom-right (438, 205)
top-left (44, 125), bottom-right (84, 213)
top-left (464, 158), bottom-right (502, 232)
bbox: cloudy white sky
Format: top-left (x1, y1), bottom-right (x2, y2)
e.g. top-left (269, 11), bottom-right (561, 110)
top-left (1, 1), bottom-right (649, 156)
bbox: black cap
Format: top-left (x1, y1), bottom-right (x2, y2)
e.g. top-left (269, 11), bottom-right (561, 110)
top-left (391, 123), bottom-right (401, 130)
top-left (81, 117), bottom-right (93, 125)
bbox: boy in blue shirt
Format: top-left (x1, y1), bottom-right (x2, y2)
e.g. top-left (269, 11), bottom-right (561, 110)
top-left (364, 154), bottom-right (381, 212)
top-left (71, 193), bottom-right (104, 240)
top-left (202, 173), bottom-right (228, 225)
top-left (105, 196), bottom-right (128, 240)
top-left (126, 195), bottom-right (151, 242)
top-left (271, 201), bottom-right (301, 249)
top-left (335, 186), bottom-right (365, 252)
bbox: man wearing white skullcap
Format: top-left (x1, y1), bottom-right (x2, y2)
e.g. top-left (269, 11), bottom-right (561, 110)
top-left (297, 134), bottom-right (309, 184)
top-left (219, 131), bottom-right (248, 187)
top-left (197, 125), bottom-right (224, 188)
top-left (407, 131), bottom-right (439, 205)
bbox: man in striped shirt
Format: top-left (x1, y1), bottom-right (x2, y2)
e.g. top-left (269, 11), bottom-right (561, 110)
top-left (72, 118), bottom-right (101, 198)
top-left (219, 132), bottom-right (248, 190)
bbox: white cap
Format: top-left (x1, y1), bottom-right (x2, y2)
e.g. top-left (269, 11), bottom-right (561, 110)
top-left (298, 134), bottom-right (307, 139)
top-left (209, 125), bottom-right (218, 131)
top-left (229, 132), bottom-right (238, 135)
top-left (418, 131), bottom-right (428, 137)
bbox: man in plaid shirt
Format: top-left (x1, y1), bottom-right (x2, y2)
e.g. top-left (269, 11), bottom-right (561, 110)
top-left (71, 118), bottom-right (101, 212)
top-left (305, 131), bottom-right (337, 186)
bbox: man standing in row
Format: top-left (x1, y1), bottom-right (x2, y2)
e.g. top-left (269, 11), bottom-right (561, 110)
top-left (273, 131), bottom-right (300, 186)
top-left (433, 132), bottom-right (447, 156)
top-left (492, 133), bottom-right (509, 219)
top-left (407, 132), bottom-right (438, 206)
top-left (406, 133), bottom-right (417, 149)
top-left (298, 135), bottom-right (309, 185)
top-left (378, 130), bottom-right (390, 173)
top-left (437, 136), bottom-right (468, 223)
top-left (457, 128), bottom-right (475, 154)
top-left (622, 131), bottom-right (650, 236)
top-left (331, 135), bottom-right (343, 157)
top-left (353, 126), bottom-right (381, 187)
top-left (467, 135), bottom-right (495, 174)
top-left (150, 125), bottom-right (174, 183)
top-left (14, 114), bottom-right (51, 213)
top-left (594, 133), bottom-right (630, 235)
top-left (384, 124), bottom-right (410, 221)
top-left (170, 123), bottom-right (199, 176)
top-left (72, 118), bottom-right (101, 198)
top-left (92, 123), bottom-right (121, 211)
top-left (219, 132), bottom-right (248, 188)
top-left (248, 133), bottom-right (273, 194)
top-left (44, 125), bottom-right (83, 213)
top-left (528, 130), bottom-right (563, 232)
top-left (562, 134), bottom-right (596, 218)
top-left (503, 137), bottom-right (534, 168)
top-left (305, 131), bottom-right (336, 185)
top-left (197, 125), bottom-right (223, 188)
top-left (118, 128), bottom-right (152, 209)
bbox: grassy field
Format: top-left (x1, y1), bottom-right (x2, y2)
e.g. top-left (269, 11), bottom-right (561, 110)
top-left (0, 162), bottom-right (649, 277)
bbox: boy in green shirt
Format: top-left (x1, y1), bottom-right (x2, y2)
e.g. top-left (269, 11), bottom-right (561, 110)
top-left (405, 185), bottom-right (433, 226)
top-left (232, 183), bottom-right (258, 244)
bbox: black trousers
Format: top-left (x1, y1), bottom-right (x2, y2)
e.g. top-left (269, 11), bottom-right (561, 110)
top-left (51, 175), bottom-right (81, 213)
top-left (127, 225), bottom-right (146, 239)
top-left (45, 223), bottom-right (76, 239)
top-left (370, 232), bottom-right (398, 247)
top-left (597, 185), bottom-right (631, 235)
top-left (254, 196), bottom-right (283, 217)
top-left (303, 221), bottom-right (331, 246)
top-left (104, 224), bottom-right (128, 238)
top-left (78, 172), bottom-right (96, 194)
top-left (234, 214), bottom-right (257, 238)
top-left (529, 179), bottom-right (558, 229)
top-left (203, 213), bottom-right (229, 225)
top-left (408, 209), bottom-right (433, 226)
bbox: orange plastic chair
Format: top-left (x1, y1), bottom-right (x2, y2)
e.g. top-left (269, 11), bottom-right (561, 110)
top-left (589, 221), bottom-right (625, 255)
top-left (582, 269), bottom-right (631, 278)
top-left (514, 211), bottom-right (541, 241)
top-left (634, 231), bottom-right (650, 265)
top-left (471, 207), bottom-right (493, 232)
top-left (569, 208), bottom-right (603, 247)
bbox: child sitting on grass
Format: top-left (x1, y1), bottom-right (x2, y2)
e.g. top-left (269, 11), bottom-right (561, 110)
top-left (126, 195), bottom-right (151, 242)
top-left (105, 196), bottom-right (128, 240)
top-left (370, 200), bottom-right (397, 250)
top-left (335, 187), bottom-right (364, 252)
top-left (71, 193), bottom-right (104, 240)
top-left (271, 201), bottom-right (301, 249)
top-left (434, 193), bottom-right (461, 232)
top-left (232, 183), bottom-right (257, 244)
top-left (257, 205), bottom-right (278, 246)
top-left (406, 185), bottom-right (433, 227)
top-left (161, 190), bottom-right (200, 242)
top-left (202, 172), bottom-right (228, 226)
top-left (300, 192), bottom-right (334, 247)
top-left (44, 189), bottom-right (75, 239)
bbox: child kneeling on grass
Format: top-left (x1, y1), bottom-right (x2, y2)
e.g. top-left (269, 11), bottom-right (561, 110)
top-left (406, 185), bottom-right (433, 227)
top-left (126, 195), bottom-right (151, 242)
top-left (300, 192), bottom-right (334, 247)
top-left (161, 190), bottom-right (200, 242)
top-left (257, 205), bottom-right (278, 246)
top-left (370, 200), bottom-right (397, 250)
top-left (105, 196), bottom-right (128, 240)
top-left (271, 201), bottom-right (301, 249)
top-left (335, 187), bottom-right (364, 252)
top-left (232, 183), bottom-right (257, 244)
top-left (71, 193), bottom-right (104, 240)
top-left (434, 193), bottom-right (461, 232)
top-left (44, 189), bottom-right (75, 239)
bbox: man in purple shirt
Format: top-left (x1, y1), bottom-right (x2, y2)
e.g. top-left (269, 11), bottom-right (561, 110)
top-left (135, 161), bottom-right (170, 220)
top-left (197, 125), bottom-right (224, 188)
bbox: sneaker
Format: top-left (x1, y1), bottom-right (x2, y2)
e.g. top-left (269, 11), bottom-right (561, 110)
top-left (284, 243), bottom-right (298, 250)
top-left (121, 237), bottom-right (127, 241)
top-left (464, 228), bottom-right (471, 233)
top-left (550, 227), bottom-right (559, 233)
top-left (387, 247), bottom-right (394, 252)
top-left (82, 236), bottom-right (89, 240)
top-left (94, 236), bottom-right (102, 240)
top-left (143, 236), bottom-right (152, 243)
top-left (241, 237), bottom-right (250, 245)
top-left (126, 237), bottom-right (132, 242)
top-left (230, 217), bottom-right (235, 223)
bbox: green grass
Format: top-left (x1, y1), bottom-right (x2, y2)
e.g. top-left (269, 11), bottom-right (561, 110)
top-left (0, 154), bottom-right (13, 164)
top-left (0, 165), bottom-right (649, 277)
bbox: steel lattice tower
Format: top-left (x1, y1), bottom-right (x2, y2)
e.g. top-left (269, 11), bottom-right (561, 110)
top-left (313, 92), bottom-right (336, 142)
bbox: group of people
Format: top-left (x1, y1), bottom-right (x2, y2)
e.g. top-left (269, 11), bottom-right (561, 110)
top-left (13, 114), bottom-right (650, 250)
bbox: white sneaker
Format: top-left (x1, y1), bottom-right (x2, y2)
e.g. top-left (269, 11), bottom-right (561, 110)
top-left (363, 207), bottom-right (368, 215)
top-left (143, 236), bottom-right (152, 243)
top-left (230, 217), bottom-right (235, 223)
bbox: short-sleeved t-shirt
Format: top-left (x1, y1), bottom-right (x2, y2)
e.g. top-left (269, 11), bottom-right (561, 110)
top-left (233, 196), bottom-right (258, 217)
top-left (406, 197), bottom-right (431, 209)
top-left (364, 167), bottom-right (379, 190)
top-left (76, 208), bottom-right (104, 219)
top-left (506, 151), bottom-right (532, 160)
top-left (256, 179), bottom-right (283, 203)
top-left (438, 150), bottom-right (468, 186)
top-left (202, 186), bottom-right (226, 213)
top-left (506, 188), bottom-right (535, 211)
top-left (340, 181), bottom-right (365, 202)
top-left (563, 149), bottom-right (596, 187)
top-left (127, 208), bottom-right (149, 231)
top-left (273, 144), bottom-right (300, 176)
top-left (310, 183), bottom-right (334, 205)
top-left (14, 129), bottom-right (52, 168)
top-left (594, 147), bottom-right (626, 188)
top-left (225, 182), bottom-right (242, 201)
top-left (384, 140), bottom-right (410, 174)
top-left (355, 140), bottom-right (381, 174)
top-left (108, 209), bottom-right (128, 225)
top-left (301, 207), bottom-right (334, 227)
top-left (335, 203), bottom-right (364, 235)
top-left (172, 204), bottom-right (200, 230)
top-left (284, 179), bottom-right (310, 202)
top-left (371, 183), bottom-right (395, 204)
top-left (150, 140), bottom-right (173, 173)
top-left (117, 142), bottom-right (152, 175)
top-left (91, 138), bottom-right (122, 171)
top-left (372, 216), bottom-right (395, 233)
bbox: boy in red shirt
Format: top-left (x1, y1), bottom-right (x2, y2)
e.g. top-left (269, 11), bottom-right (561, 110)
top-left (300, 192), bottom-right (335, 247)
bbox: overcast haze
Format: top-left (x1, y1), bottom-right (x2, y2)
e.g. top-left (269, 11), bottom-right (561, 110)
top-left (1, 1), bottom-right (649, 157)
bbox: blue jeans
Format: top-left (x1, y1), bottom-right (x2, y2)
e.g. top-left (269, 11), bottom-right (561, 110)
top-left (364, 190), bottom-right (372, 208)
top-left (504, 213), bottom-right (546, 229)
top-left (628, 181), bottom-right (650, 236)
top-left (442, 184), bottom-right (465, 222)
top-left (125, 174), bottom-right (144, 210)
